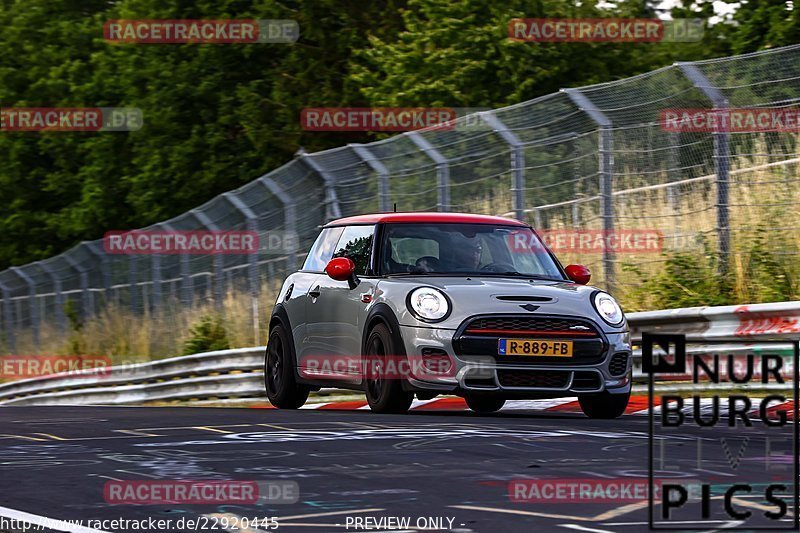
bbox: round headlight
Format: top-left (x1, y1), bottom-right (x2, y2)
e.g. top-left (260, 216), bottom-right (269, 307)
top-left (407, 287), bottom-right (450, 321)
top-left (593, 292), bottom-right (624, 325)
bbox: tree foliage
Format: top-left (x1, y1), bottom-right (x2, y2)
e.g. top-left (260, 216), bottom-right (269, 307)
top-left (0, 0), bottom-right (791, 268)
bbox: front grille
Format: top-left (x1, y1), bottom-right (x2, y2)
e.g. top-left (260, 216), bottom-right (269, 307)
top-left (609, 352), bottom-right (630, 376)
top-left (497, 369), bottom-right (569, 388)
top-left (453, 315), bottom-right (607, 364)
top-left (464, 316), bottom-right (600, 337)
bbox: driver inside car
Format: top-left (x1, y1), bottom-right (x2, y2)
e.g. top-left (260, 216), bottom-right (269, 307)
top-left (442, 234), bottom-right (482, 271)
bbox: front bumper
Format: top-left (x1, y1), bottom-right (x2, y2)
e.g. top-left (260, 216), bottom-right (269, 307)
top-left (398, 322), bottom-right (632, 398)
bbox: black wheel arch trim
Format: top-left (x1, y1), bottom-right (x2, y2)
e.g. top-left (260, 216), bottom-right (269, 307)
top-left (269, 304), bottom-right (303, 381)
top-left (362, 303), bottom-right (407, 357)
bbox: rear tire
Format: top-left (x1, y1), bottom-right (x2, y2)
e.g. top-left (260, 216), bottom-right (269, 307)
top-left (364, 323), bottom-right (413, 414)
top-left (465, 396), bottom-right (505, 414)
top-left (265, 323), bottom-right (310, 409)
top-left (578, 390), bottom-right (630, 419)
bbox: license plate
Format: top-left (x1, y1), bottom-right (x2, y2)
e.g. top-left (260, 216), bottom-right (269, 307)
top-left (498, 339), bottom-right (573, 357)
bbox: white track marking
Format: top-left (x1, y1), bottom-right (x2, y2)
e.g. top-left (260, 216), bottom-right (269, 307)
top-left (0, 505), bottom-right (109, 533)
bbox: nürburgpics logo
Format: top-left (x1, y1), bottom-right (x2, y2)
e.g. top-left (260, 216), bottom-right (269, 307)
top-left (104, 20), bottom-right (299, 44)
top-left (1, 108), bottom-right (142, 132)
top-left (645, 333), bottom-right (799, 530)
top-left (509, 18), bottom-right (704, 43)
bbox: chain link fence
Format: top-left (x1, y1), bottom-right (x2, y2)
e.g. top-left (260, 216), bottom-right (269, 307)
top-left (2, 44), bottom-right (799, 356)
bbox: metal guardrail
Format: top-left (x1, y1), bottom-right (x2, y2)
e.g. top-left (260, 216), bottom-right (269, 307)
top-left (1, 301), bottom-right (799, 405)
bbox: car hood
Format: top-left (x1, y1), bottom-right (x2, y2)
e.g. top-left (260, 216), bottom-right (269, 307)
top-left (375, 276), bottom-right (626, 332)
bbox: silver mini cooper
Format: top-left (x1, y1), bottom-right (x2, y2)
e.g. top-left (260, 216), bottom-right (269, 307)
top-left (266, 212), bottom-right (632, 417)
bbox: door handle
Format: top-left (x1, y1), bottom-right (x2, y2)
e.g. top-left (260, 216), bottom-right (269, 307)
top-left (308, 286), bottom-right (321, 299)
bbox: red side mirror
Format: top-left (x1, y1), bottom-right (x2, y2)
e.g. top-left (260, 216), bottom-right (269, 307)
top-left (325, 257), bottom-right (356, 282)
top-left (565, 264), bottom-right (591, 285)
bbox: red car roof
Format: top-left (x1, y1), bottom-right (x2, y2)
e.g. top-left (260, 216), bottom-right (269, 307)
top-left (324, 212), bottom-right (528, 227)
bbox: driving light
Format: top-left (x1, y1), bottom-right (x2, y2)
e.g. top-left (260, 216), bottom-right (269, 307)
top-left (593, 292), bottom-right (624, 325)
top-left (408, 287), bottom-right (450, 321)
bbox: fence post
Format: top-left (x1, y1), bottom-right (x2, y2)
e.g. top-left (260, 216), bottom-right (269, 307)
top-left (9, 267), bottom-right (39, 349)
top-left (0, 281), bottom-right (16, 352)
top-left (479, 111), bottom-right (525, 221)
top-left (258, 176), bottom-right (299, 272)
top-left (150, 235), bottom-right (162, 314)
top-left (63, 255), bottom-right (92, 322)
top-left (222, 192), bottom-right (262, 345)
top-left (191, 209), bottom-right (224, 311)
top-left (83, 241), bottom-right (110, 307)
top-left (678, 62), bottom-right (730, 276)
top-left (349, 144), bottom-right (391, 213)
top-left (160, 222), bottom-right (192, 307)
top-left (564, 88), bottom-right (615, 291)
top-left (37, 262), bottom-right (65, 334)
top-left (406, 132), bottom-right (450, 212)
top-left (298, 153), bottom-right (342, 220)
top-left (128, 255), bottom-right (139, 314)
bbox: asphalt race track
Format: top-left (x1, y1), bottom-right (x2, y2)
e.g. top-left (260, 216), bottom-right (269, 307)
top-left (0, 405), bottom-right (795, 533)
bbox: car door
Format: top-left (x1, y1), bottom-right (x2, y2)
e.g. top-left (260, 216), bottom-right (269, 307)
top-left (293, 226), bottom-right (344, 361)
top-left (305, 224), bottom-right (377, 384)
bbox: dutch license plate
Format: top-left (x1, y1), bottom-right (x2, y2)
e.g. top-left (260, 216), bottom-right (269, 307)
top-left (498, 338), bottom-right (573, 357)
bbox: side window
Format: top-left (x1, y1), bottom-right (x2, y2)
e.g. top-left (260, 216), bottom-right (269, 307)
top-left (332, 225), bottom-right (375, 276)
top-left (302, 227), bottom-right (344, 272)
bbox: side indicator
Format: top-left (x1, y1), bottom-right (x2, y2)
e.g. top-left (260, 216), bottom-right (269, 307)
top-left (361, 293), bottom-right (373, 303)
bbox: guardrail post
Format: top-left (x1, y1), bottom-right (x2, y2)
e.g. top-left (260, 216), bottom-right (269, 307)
top-left (298, 153), bottom-right (343, 221)
top-left (63, 256), bottom-right (92, 322)
top-left (258, 176), bottom-right (299, 272)
top-left (349, 144), bottom-right (391, 213)
top-left (564, 88), bottom-right (615, 292)
top-left (191, 210), bottom-right (224, 311)
top-left (37, 262), bottom-right (65, 334)
top-left (9, 267), bottom-right (39, 350)
top-left (223, 193), bottom-right (262, 344)
top-left (479, 112), bottom-right (525, 221)
top-left (406, 132), bottom-right (450, 211)
top-left (0, 281), bottom-right (16, 352)
top-left (678, 62), bottom-right (730, 276)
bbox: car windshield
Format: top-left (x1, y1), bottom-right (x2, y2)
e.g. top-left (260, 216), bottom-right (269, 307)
top-left (381, 223), bottom-right (565, 278)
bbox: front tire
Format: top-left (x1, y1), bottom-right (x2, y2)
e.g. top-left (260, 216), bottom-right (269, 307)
top-left (578, 390), bottom-right (630, 419)
top-left (465, 396), bottom-right (505, 414)
top-left (364, 323), bottom-right (413, 414)
top-left (265, 323), bottom-right (309, 409)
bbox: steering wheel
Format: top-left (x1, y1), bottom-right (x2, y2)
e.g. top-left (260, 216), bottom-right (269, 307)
top-left (480, 262), bottom-right (516, 273)
top-left (414, 256), bottom-right (441, 273)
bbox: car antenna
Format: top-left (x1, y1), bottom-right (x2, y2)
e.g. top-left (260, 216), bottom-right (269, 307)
top-left (393, 203), bottom-right (397, 213)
